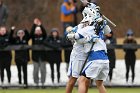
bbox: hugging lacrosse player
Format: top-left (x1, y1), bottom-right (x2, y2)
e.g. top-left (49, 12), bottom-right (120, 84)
top-left (66, 3), bottom-right (112, 93)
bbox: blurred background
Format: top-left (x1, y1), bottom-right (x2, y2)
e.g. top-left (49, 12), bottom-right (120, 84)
top-left (4, 0), bottom-right (140, 59)
top-left (0, 0), bottom-right (140, 89)
top-left (4, 0), bottom-right (140, 37)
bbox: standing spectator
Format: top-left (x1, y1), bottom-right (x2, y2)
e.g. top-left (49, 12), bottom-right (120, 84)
top-left (123, 29), bottom-right (137, 84)
top-left (0, 26), bottom-right (12, 85)
top-left (61, 0), bottom-right (76, 35)
top-left (61, 37), bottom-right (73, 72)
top-left (0, 0), bottom-right (8, 26)
top-left (30, 18), bottom-right (47, 86)
top-left (72, 0), bottom-right (78, 26)
top-left (45, 28), bottom-right (62, 84)
top-left (105, 32), bottom-right (116, 82)
top-left (10, 27), bottom-right (30, 86)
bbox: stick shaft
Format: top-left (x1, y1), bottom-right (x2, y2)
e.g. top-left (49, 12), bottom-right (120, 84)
top-left (80, 42), bottom-right (95, 75)
top-left (102, 15), bottom-right (116, 27)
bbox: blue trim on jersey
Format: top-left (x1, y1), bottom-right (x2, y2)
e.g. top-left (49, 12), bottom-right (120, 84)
top-left (88, 36), bottom-right (99, 43)
top-left (100, 20), bottom-right (107, 30)
top-left (88, 50), bottom-right (108, 61)
top-left (78, 33), bottom-right (84, 39)
top-left (82, 61), bottom-right (93, 74)
top-left (99, 31), bottom-right (104, 40)
top-left (72, 26), bottom-right (78, 33)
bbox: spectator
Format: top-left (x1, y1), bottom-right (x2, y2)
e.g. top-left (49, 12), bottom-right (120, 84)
top-left (72, 0), bottom-right (78, 26)
top-left (10, 26), bottom-right (30, 86)
top-left (0, 0), bottom-right (8, 26)
top-left (45, 28), bottom-right (62, 84)
top-left (105, 32), bottom-right (116, 82)
top-left (0, 26), bottom-right (12, 85)
top-left (61, 0), bottom-right (76, 35)
top-left (123, 29), bottom-right (137, 84)
top-left (30, 18), bottom-right (47, 86)
top-left (61, 37), bottom-right (73, 72)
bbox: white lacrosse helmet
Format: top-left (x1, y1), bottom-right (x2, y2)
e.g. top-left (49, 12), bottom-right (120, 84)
top-left (87, 3), bottom-right (101, 18)
top-left (81, 7), bottom-right (97, 24)
top-left (87, 3), bottom-right (100, 12)
top-left (82, 7), bottom-right (97, 17)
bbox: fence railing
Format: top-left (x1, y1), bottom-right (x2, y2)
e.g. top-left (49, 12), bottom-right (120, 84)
top-left (0, 44), bottom-right (140, 51)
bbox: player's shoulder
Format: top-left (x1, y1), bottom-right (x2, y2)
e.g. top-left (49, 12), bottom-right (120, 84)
top-left (84, 25), bottom-right (95, 31)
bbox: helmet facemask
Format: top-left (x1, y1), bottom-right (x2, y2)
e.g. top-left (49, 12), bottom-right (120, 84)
top-left (81, 7), bottom-right (98, 26)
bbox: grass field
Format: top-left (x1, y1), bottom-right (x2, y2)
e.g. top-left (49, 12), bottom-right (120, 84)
top-left (0, 87), bottom-right (140, 93)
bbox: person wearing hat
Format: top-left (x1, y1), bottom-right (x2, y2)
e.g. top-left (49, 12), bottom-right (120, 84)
top-left (10, 27), bottom-right (30, 87)
top-left (45, 28), bottom-right (62, 84)
top-left (105, 31), bottom-right (116, 83)
top-left (123, 29), bottom-right (137, 84)
top-left (30, 18), bottom-right (47, 86)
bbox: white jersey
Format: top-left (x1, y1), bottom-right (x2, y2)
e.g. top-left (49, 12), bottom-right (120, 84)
top-left (75, 25), bottom-right (111, 53)
top-left (76, 24), bottom-right (110, 81)
top-left (67, 24), bottom-right (87, 78)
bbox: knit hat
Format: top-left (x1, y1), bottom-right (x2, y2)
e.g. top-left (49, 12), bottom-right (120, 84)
top-left (126, 29), bottom-right (133, 36)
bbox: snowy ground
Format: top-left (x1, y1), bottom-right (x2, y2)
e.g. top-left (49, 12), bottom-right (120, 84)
top-left (1, 60), bottom-right (140, 87)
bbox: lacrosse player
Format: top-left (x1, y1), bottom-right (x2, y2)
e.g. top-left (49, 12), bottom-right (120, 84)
top-left (65, 6), bottom-right (97, 93)
top-left (65, 24), bottom-right (88, 93)
top-left (66, 2), bottom-right (112, 93)
top-left (76, 12), bottom-right (111, 93)
top-left (67, 9), bottom-right (111, 93)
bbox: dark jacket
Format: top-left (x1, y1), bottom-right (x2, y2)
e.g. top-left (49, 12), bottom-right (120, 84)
top-left (105, 36), bottom-right (116, 69)
top-left (123, 39), bottom-right (137, 59)
top-left (0, 32), bottom-right (12, 62)
top-left (11, 29), bottom-right (30, 62)
top-left (30, 24), bottom-right (47, 62)
top-left (45, 35), bottom-right (62, 63)
top-left (61, 37), bottom-right (73, 63)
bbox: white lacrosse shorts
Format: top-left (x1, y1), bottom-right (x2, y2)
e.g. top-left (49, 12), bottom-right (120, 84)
top-left (81, 60), bottom-right (109, 81)
top-left (67, 42), bottom-right (88, 78)
top-left (67, 50), bottom-right (87, 78)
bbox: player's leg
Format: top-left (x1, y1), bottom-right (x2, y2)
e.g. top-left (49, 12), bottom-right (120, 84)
top-left (66, 76), bottom-right (77, 93)
top-left (78, 76), bottom-right (90, 93)
top-left (66, 59), bottom-right (85, 93)
top-left (96, 80), bottom-right (107, 93)
top-left (66, 57), bottom-right (77, 93)
top-left (66, 47), bottom-right (87, 93)
top-left (77, 61), bottom-right (100, 93)
top-left (95, 62), bottom-right (109, 93)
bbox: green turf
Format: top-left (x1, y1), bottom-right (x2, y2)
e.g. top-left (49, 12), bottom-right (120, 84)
top-left (0, 87), bottom-right (140, 93)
